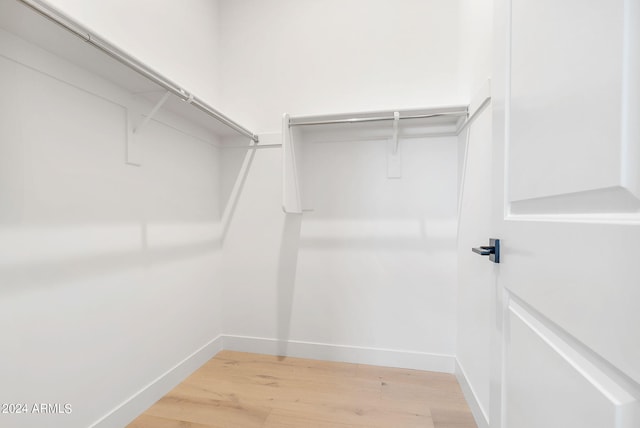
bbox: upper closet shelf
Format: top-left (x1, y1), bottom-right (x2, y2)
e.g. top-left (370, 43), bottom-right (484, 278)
top-left (282, 105), bottom-right (476, 214)
top-left (1, 0), bottom-right (258, 144)
top-left (285, 105), bottom-right (470, 141)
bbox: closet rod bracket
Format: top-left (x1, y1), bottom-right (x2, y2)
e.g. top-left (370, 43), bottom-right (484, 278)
top-left (392, 111), bottom-right (400, 154)
top-left (387, 111), bottom-right (402, 179)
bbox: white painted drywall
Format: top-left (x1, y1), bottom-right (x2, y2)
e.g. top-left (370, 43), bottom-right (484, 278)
top-left (219, 0), bottom-right (461, 368)
top-left (1, 0), bottom-right (472, 425)
top-left (218, 0), bottom-right (461, 133)
top-left (44, 0), bottom-right (221, 105)
top-left (221, 136), bottom-right (459, 366)
top-left (0, 2), bottom-right (226, 426)
top-left (456, 0), bottom-right (494, 425)
top-left (457, 0), bottom-right (493, 103)
top-left (294, 137), bottom-right (459, 354)
top-left (456, 110), bottom-right (493, 426)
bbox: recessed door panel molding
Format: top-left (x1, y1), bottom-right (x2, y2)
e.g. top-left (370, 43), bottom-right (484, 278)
top-left (507, 0), bottom-right (640, 217)
top-left (505, 299), bottom-right (640, 428)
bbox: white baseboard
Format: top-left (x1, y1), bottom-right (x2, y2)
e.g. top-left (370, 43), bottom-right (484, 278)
top-left (90, 335), bottom-right (224, 428)
top-left (223, 334), bottom-right (455, 373)
top-left (455, 359), bottom-right (490, 428)
top-left (90, 334), bottom-right (455, 427)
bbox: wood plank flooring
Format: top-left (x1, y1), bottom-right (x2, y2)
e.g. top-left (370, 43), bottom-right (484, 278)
top-left (128, 351), bottom-right (477, 428)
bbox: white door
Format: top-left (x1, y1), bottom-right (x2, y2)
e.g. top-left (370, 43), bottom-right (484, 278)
top-left (489, 0), bottom-right (640, 427)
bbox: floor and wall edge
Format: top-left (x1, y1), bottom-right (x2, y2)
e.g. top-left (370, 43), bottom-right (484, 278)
top-left (90, 334), bottom-right (461, 427)
top-left (222, 334), bottom-right (456, 373)
top-left (455, 359), bottom-right (490, 428)
top-left (90, 335), bottom-right (225, 428)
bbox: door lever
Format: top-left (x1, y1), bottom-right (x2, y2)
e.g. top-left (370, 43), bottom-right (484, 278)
top-left (472, 238), bottom-right (500, 263)
top-left (472, 246), bottom-right (494, 256)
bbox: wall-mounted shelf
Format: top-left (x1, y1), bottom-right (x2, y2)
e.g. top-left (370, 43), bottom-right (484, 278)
top-left (282, 105), bottom-right (470, 214)
top-left (0, 0), bottom-right (258, 164)
top-left (287, 105), bottom-right (468, 140)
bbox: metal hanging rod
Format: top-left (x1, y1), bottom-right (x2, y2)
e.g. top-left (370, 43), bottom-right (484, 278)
top-left (17, 0), bottom-right (259, 143)
top-left (288, 110), bottom-right (468, 127)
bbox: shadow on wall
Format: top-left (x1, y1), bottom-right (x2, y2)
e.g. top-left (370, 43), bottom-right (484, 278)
top-left (0, 234), bottom-right (221, 296)
top-left (0, 139), bottom-right (258, 297)
top-left (276, 213), bottom-right (303, 358)
top-left (219, 140), bottom-right (257, 245)
top-left (274, 137), bottom-right (459, 352)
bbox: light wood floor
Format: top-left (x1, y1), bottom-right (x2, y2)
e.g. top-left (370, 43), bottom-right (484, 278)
top-left (128, 351), bottom-right (477, 428)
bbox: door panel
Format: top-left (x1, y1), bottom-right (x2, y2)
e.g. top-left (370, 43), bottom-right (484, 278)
top-left (508, 0), bottom-right (638, 209)
top-left (506, 301), bottom-right (638, 428)
top-left (500, 221), bottom-right (640, 383)
top-left (491, 0), bottom-right (640, 426)
top-left (502, 0), bottom-right (640, 384)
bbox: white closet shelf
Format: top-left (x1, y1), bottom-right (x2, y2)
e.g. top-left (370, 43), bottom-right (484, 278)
top-left (0, 0), bottom-right (258, 143)
top-left (287, 105), bottom-right (469, 137)
top-left (282, 105), bottom-right (472, 214)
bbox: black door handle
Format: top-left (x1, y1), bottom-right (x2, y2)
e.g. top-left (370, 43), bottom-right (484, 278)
top-left (472, 239), bottom-right (500, 263)
top-left (472, 246), bottom-right (494, 256)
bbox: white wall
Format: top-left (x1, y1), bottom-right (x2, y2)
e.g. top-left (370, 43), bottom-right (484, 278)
top-left (456, 0), bottom-right (494, 426)
top-left (221, 136), bottom-right (459, 370)
top-left (0, 2), bottom-right (226, 427)
top-left (457, 0), bottom-right (493, 102)
top-left (1, 0), bottom-right (479, 426)
top-left (44, 0), bottom-right (221, 105)
top-left (296, 137), bottom-right (458, 354)
top-left (219, 0), bottom-right (461, 370)
top-left (218, 0), bottom-right (461, 133)
top-left (456, 110), bottom-right (493, 427)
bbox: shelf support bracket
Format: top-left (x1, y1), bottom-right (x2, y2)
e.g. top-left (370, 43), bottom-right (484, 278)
top-left (387, 111), bottom-right (401, 178)
top-left (126, 91), bottom-right (171, 166)
top-left (392, 111), bottom-right (400, 154)
top-left (134, 91), bottom-right (171, 134)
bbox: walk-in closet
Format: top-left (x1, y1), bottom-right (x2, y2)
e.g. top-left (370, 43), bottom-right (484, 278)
top-left (1, 1), bottom-right (639, 427)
